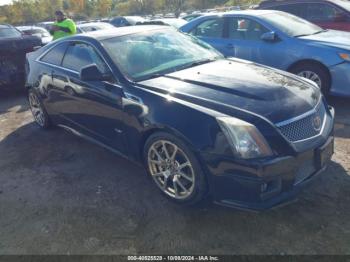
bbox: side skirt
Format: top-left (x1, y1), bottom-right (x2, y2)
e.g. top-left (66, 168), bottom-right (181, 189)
top-left (57, 124), bottom-right (143, 168)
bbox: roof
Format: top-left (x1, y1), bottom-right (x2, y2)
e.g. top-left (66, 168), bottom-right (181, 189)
top-left (259, 0), bottom-right (339, 6)
top-left (0, 24), bottom-right (12, 29)
top-left (17, 26), bottom-right (47, 31)
top-left (77, 22), bottom-right (113, 28)
top-left (79, 25), bottom-right (169, 40)
top-left (190, 10), bottom-right (277, 17)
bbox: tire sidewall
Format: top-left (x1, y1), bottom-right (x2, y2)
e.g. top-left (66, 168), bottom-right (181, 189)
top-left (291, 63), bottom-right (331, 96)
top-left (143, 132), bottom-right (208, 205)
top-left (28, 89), bottom-right (51, 129)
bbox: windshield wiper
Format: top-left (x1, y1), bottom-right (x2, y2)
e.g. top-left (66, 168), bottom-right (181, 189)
top-left (136, 58), bottom-right (217, 82)
top-left (294, 30), bottom-right (328, 38)
top-left (311, 29), bottom-right (328, 35)
top-left (136, 73), bottom-right (165, 82)
top-left (181, 58), bottom-right (216, 69)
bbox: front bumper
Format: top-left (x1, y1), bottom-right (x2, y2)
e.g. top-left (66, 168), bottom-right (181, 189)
top-left (329, 62), bottom-right (350, 97)
top-left (201, 135), bottom-right (334, 211)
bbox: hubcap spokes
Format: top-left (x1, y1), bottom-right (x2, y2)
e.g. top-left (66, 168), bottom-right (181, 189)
top-left (297, 71), bottom-right (322, 88)
top-left (148, 140), bottom-right (195, 200)
top-left (29, 93), bottom-right (45, 126)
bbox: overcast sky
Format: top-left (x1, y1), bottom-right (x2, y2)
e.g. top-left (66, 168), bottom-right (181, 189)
top-left (0, 0), bottom-right (12, 6)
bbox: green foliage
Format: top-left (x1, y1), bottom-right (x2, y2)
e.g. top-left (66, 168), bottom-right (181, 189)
top-left (0, 0), bottom-right (261, 25)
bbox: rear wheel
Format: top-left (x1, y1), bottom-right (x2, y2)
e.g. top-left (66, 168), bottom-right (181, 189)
top-left (143, 132), bottom-right (208, 205)
top-left (290, 62), bottom-right (331, 96)
top-left (28, 89), bottom-right (51, 129)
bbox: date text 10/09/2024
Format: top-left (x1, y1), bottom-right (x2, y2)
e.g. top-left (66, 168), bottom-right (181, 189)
top-left (127, 256), bottom-right (220, 261)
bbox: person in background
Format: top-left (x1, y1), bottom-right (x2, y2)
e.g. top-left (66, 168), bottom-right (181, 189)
top-left (50, 10), bottom-right (77, 40)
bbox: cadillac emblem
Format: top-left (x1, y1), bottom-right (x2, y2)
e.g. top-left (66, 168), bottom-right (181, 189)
top-left (312, 115), bottom-right (322, 132)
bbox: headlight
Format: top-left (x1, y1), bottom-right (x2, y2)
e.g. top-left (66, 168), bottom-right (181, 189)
top-left (217, 117), bottom-right (273, 159)
top-left (338, 53), bottom-right (350, 62)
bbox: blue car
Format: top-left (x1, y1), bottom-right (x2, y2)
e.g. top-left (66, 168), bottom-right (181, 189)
top-left (180, 10), bottom-right (350, 97)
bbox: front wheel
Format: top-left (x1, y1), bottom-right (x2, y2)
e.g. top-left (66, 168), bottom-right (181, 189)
top-left (143, 132), bottom-right (208, 205)
top-left (28, 89), bottom-right (51, 129)
top-left (290, 63), bottom-right (331, 96)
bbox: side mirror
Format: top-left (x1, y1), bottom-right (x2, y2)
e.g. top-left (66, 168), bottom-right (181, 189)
top-left (80, 64), bottom-right (111, 81)
top-left (261, 31), bottom-right (277, 42)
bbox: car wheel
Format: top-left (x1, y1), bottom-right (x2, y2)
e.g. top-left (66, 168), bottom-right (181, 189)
top-left (290, 63), bottom-right (331, 96)
top-left (143, 132), bottom-right (208, 205)
top-left (28, 89), bottom-right (51, 129)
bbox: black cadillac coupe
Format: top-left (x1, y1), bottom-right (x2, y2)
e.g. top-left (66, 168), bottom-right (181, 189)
top-left (25, 26), bottom-right (335, 210)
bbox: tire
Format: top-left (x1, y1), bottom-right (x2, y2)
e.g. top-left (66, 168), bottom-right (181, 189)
top-left (290, 62), bottom-right (331, 96)
top-left (143, 132), bottom-right (208, 206)
top-left (28, 89), bottom-right (51, 129)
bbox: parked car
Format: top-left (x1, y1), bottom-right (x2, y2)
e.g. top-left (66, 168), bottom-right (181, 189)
top-left (17, 26), bottom-right (53, 45)
top-left (26, 26), bottom-right (335, 210)
top-left (137, 18), bottom-right (187, 28)
top-left (0, 24), bottom-right (41, 90)
top-left (182, 13), bottom-right (205, 21)
top-left (180, 10), bottom-right (350, 97)
top-left (36, 21), bottom-right (55, 31)
top-left (109, 16), bottom-right (146, 27)
top-left (77, 22), bottom-right (115, 33)
top-left (256, 0), bottom-right (350, 32)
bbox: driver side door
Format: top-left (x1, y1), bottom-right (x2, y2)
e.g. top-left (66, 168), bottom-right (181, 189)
top-left (225, 17), bottom-right (287, 69)
top-left (190, 17), bottom-right (227, 55)
top-left (51, 41), bottom-right (126, 153)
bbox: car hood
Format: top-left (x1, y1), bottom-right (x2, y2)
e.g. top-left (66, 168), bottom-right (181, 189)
top-left (138, 59), bottom-right (320, 124)
top-left (300, 30), bottom-right (350, 51)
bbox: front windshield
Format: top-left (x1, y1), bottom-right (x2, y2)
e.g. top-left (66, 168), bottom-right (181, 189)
top-left (0, 27), bottom-right (22, 38)
top-left (260, 12), bottom-right (324, 37)
top-left (103, 28), bottom-right (222, 81)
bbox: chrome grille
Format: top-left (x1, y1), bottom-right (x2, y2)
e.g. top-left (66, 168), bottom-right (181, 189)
top-left (277, 102), bottom-right (327, 142)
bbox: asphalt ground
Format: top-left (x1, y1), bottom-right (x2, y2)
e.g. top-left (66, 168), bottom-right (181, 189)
top-left (0, 91), bottom-right (349, 255)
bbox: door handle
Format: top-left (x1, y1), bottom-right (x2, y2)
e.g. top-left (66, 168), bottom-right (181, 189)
top-left (226, 43), bottom-right (234, 49)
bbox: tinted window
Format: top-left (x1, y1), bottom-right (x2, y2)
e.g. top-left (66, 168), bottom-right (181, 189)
top-left (62, 42), bottom-right (109, 73)
top-left (191, 18), bottom-right (224, 38)
top-left (112, 17), bottom-right (129, 26)
top-left (307, 3), bottom-right (344, 21)
top-left (40, 43), bottom-right (68, 65)
top-left (0, 27), bottom-right (22, 38)
top-left (260, 12), bottom-right (323, 37)
top-left (228, 17), bottom-right (269, 40)
top-left (272, 4), bottom-right (308, 19)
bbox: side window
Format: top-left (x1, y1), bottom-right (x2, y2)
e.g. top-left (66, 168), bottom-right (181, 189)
top-left (40, 43), bottom-right (68, 66)
top-left (228, 17), bottom-right (269, 41)
top-left (191, 18), bottom-right (224, 38)
top-left (307, 3), bottom-right (344, 21)
top-left (62, 42), bottom-right (109, 74)
top-left (272, 4), bottom-right (308, 19)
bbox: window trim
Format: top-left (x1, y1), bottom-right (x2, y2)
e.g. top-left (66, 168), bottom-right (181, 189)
top-left (268, 2), bottom-right (346, 20)
top-left (225, 16), bottom-right (272, 41)
top-left (306, 2), bottom-right (346, 21)
top-left (191, 17), bottom-right (226, 38)
top-left (36, 39), bottom-right (119, 83)
top-left (39, 42), bottom-right (68, 67)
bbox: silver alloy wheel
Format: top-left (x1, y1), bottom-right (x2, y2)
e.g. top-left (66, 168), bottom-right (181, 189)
top-left (29, 92), bottom-right (45, 127)
top-left (147, 140), bottom-right (195, 200)
top-left (297, 71), bottom-right (322, 88)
